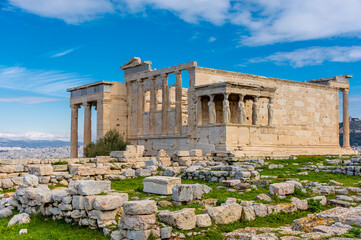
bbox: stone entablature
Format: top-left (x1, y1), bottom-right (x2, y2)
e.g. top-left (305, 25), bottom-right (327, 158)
top-left (67, 57), bottom-right (355, 157)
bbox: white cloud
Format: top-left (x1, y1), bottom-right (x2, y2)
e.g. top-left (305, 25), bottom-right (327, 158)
top-left (119, 0), bottom-right (230, 25)
top-left (0, 132), bottom-right (68, 141)
top-left (51, 48), bottom-right (75, 58)
top-left (8, 0), bottom-right (114, 24)
top-left (0, 97), bottom-right (61, 104)
top-left (250, 46), bottom-right (361, 67)
top-left (209, 36), bottom-right (216, 42)
top-left (7, 0), bottom-right (361, 46)
top-left (0, 66), bottom-right (94, 96)
top-left (232, 0), bottom-right (361, 46)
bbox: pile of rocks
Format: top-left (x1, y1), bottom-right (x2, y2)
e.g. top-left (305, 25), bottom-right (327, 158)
top-left (172, 150), bottom-right (204, 166)
top-left (224, 205), bottom-right (361, 240)
top-left (116, 200), bottom-right (160, 239)
top-left (0, 175), bottom-right (128, 229)
top-left (181, 163), bottom-right (260, 183)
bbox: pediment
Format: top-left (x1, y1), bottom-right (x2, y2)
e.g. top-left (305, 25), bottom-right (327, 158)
top-left (120, 57), bottom-right (142, 70)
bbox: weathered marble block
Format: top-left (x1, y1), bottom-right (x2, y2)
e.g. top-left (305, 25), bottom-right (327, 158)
top-left (28, 165), bottom-right (53, 176)
top-left (78, 180), bottom-right (111, 196)
top-left (123, 200), bottom-right (157, 215)
top-left (269, 182), bottom-right (295, 196)
top-left (143, 176), bottom-right (181, 195)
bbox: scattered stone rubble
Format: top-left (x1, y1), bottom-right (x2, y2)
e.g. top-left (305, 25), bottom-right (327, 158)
top-left (1, 147), bottom-right (361, 239)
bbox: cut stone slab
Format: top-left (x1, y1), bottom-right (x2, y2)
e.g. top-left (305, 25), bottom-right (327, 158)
top-left (318, 207), bottom-right (360, 223)
top-left (28, 165), bottom-right (53, 176)
top-left (291, 197), bottom-right (308, 211)
top-left (118, 214), bottom-right (156, 230)
top-left (207, 203), bottom-right (243, 225)
top-left (196, 214), bottom-right (212, 228)
top-left (242, 206), bottom-right (256, 221)
top-left (158, 208), bottom-right (196, 230)
top-left (269, 182), bottom-right (295, 196)
top-left (77, 180), bottom-right (111, 196)
top-left (172, 184), bottom-right (211, 202)
top-left (93, 193), bottom-right (129, 210)
top-left (312, 225), bottom-right (348, 235)
top-left (292, 215), bottom-right (335, 232)
top-left (143, 176), bottom-right (181, 195)
top-left (123, 200), bottom-right (157, 215)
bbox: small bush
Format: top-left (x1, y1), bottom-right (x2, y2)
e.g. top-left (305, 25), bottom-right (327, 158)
top-left (307, 199), bottom-right (323, 213)
top-left (84, 129), bottom-right (129, 158)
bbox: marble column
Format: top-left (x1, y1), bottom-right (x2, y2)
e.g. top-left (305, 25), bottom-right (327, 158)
top-left (223, 93), bottom-right (230, 124)
top-left (83, 102), bottom-right (92, 147)
top-left (187, 68), bottom-right (196, 136)
top-left (196, 96), bottom-right (202, 125)
top-left (267, 97), bottom-right (274, 126)
top-left (137, 79), bottom-right (144, 137)
top-left (126, 82), bottom-right (132, 139)
top-left (238, 94), bottom-right (246, 124)
top-left (175, 71), bottom-right (182, 135)
top-left (208, 94), bottom-right (216, 124)
top-left (252, 96), bottom-right (259, 125)
top-left (343, 89), bottom-right (351, 149)
top-left (70, 104), bottom-right (79, 158)
top-left (96, 99), bottom-right (103, 139)
top-left (161, 74), bottom-right (169, 135)
top-left (149, 76), bottom-right (156, 136)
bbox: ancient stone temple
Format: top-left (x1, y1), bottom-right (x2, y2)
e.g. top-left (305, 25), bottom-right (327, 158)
top-left (67, 57), bottom-right (354, 158)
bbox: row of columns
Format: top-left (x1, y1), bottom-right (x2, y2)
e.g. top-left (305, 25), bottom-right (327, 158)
top-left (70, 101), bottom-right (99, 158)
top-left (134, 71), bottom-right (183, 137)
top-left (202, 93), bottom-right (274, 126)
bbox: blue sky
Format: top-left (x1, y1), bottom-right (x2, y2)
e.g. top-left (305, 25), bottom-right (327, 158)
top-left (1, 0), bottom-right (361, 142)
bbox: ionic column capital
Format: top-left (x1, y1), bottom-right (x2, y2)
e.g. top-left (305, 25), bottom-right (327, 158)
top-left (161, 73), bottom-right (169, 79)
top-left (83, 102), bottom-right (91, 108)
top-left (70, 104), bottom-right (80, 110)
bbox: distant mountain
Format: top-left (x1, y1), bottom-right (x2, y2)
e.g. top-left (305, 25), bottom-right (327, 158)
top-left (339, 117), bottom-right (361, 147)
top-left (0, 138), bottom-right (71, 148)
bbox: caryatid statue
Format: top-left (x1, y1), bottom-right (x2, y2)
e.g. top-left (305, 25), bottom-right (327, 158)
top-left (252, 96), bottom-right (259, 125)
top-left (208, 95), bottom-right (216, 124)
top-left (223, 93), bottom-right (231, 124)
top-left (238, 95), bottom-right (246, 124)
top-left (268, 97), bottom-right (274, 126)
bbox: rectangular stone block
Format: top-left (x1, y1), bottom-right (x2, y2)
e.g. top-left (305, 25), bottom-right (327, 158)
top-left (143, 176), bottom-right (181, 195)
top-left (0, 165), bottom-right (16, 173)
top-left (123, 200), bottom-right (157, 215)
top-left (190, 149), bottom-right (202, 157)
top-left (269, 182), bottom-right (295, 196)
top-left (28, 165), bottom-right (53, 176)
top-left (78, 180), bottom-right (111, 196)
top-left (52, 165), bottom-right (68, 172)
top-left (93, 193), bottom-right (129, 210)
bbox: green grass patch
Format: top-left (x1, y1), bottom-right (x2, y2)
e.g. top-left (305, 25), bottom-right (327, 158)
top-left (0, 214), bottom-right (109, 240)
top-left (0, 189), bottom-right (16, 195)
top-left (187, 210), bottom-right (317, 240)
top-left (51, 161), bottom-right (68, 165)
